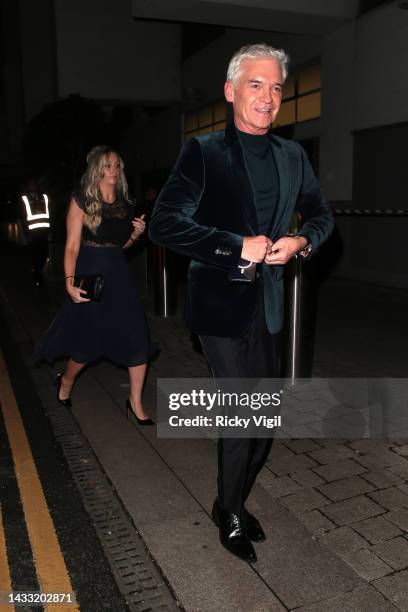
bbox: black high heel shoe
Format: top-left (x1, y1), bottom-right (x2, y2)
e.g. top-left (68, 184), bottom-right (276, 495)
top-left (126, 398), bottom-right (154, 426)
top-left (56, 373), bottom-right (72, 407)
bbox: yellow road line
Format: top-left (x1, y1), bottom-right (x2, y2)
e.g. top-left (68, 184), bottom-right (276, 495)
top-left (0, 351), bottom-right (79, 611)
top-left (0, 503), bottom-right (14, 611)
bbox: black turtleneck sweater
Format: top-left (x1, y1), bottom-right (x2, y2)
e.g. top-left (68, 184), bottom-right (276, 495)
top-left (238, 130), bottom-right (279, 235)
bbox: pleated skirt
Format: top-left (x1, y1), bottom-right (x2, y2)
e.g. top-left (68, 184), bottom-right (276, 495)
top-left (35, 246), bottom-right (155, 367)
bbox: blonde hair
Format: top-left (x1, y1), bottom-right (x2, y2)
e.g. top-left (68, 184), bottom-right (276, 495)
top-left (80, 145), bottom-right (129, 233)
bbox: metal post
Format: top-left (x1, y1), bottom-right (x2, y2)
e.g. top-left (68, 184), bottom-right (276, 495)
top-left (153, 245), bottom-right (176, 317)
top-left (284, 253), bottom-right (316, 385)
top-left (288, 254), bottom-right (301, 384)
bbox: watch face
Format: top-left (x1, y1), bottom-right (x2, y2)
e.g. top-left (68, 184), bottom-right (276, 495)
top-left (300, 243), bottom-right (312, 258)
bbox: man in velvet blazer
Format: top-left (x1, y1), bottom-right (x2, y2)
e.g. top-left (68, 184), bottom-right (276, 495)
top-left (150, 44), bottom-right (333, 563)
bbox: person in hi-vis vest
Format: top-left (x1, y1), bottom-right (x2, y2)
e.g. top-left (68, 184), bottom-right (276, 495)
top-left (21, 178), bottom-right (50, 287)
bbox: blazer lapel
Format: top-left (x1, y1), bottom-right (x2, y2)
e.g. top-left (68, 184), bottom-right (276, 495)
top-left (268, 135), bottom-right (292, 238)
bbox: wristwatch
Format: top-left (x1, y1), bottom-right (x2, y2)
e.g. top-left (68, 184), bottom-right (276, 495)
top-left (294, 235), bottom-right (312, 258)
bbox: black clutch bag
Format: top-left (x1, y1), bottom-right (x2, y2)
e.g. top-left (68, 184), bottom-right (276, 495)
top-left (73, 273), bottom-right (105, 302)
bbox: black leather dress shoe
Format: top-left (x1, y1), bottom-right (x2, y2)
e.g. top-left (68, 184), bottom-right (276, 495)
top-left (212, 500), bottom-right (257, 563)
top-left (241, 507), bottom-right (266, 542)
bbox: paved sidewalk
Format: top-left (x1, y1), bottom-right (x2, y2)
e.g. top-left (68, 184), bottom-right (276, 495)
top-left (1, 248), bottom-right (408, 611)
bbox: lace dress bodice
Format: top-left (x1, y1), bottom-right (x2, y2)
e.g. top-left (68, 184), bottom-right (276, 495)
top-left (73, 192), bottom-right (134, 247)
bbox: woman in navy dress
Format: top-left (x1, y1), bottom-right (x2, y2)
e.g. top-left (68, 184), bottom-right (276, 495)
top-left (35, 145), bottom-right (154, 424)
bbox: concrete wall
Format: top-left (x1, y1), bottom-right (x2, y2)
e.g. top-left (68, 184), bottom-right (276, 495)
top-left (320, 23), bottom-right (354, 202)
top-left (354, 2), bottom-right (408, 130)
top-left (320, 1), bottom-right (408, 201)
top-left (54, 0), bottom-right (181, 103)
top-left (320, 1), bottom-right (408, 289)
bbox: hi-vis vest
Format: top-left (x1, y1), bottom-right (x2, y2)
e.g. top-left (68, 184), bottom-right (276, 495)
top-left (21, 193), bottom-right (50, 230)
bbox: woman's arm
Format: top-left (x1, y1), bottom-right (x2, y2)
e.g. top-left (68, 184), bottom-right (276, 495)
top-left (64, 198), bottom-right (90, 303)
top-left (123, 214), bottom-right (146, 249)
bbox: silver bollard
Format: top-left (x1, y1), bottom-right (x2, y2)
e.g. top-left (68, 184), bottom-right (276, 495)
top-left (153, 245), bottom-right (176, 317)
top-left (284, 254), bottom-right (316, 384)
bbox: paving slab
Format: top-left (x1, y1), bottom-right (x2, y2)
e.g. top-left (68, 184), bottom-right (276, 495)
top-left (398, 483), bottom-right (408, 496)
top-left (355, 450), bottom-right (408, 471)
top-left (374, 570), bottom-right (408, 611)
top-left (317, 475), bottom-right (375, 501)
top-left (282, 439), bottom-right (321, 454)
top-left (348, 440), bottom-right (391, 454)
top-left (321, 495), bottom-right (385, 525)
top-left (295, 585), bottom-right (398, 612)
top-left (141, 510), bottom-right (286, 612)
top-left (385, 509), bottom-right (408, 532)
top-left (312, 459), bottom-right (368, 482)
top-left (353, 515), bottom-right (403, 544)
top-left (257, 471), bottom-right (302, 499)
top-left (278, 488), bottom-right (330, 515)
top-left (368, 488), bottom-right (408, 511)
top-left (388, 464), bottom-right (408, 480)
top-left (291, 468), bottom-right (326, 488)
top-left (249, 488), bottom-right (364, 609)
top-left (72, 376), bottom-right (201, 529)
top-left (361, 470), bottom-right (405, 489)
top-left (297, 509), bottom-right (336, 536)
top-left (372, 537), bottom-right (408, 570)
top-left (318, 525), bottom-right (369, 556)
top-left (266, 453), bottom-right (318, 475)
top-left (268, 442), bottom-right (295, 460)
top-left (307, 443), bottom-right (358, 465)
top-left (147, 434), bottom-right (217, 473)
top-left (312, 438), bottom-right (347, 447)
top-left (340, 548), bottom-right (392, 580)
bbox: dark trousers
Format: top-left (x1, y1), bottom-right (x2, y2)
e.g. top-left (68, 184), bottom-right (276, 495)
top-left (30, 230), bottom-right (49, 283)
top-left (200, 294), bottom-right (281, 514)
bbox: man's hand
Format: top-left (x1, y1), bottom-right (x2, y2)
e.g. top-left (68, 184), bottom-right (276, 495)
top-left (241, 235), bottom-right (272, 263)
top-left (264, 236), bottom-right (308, 265)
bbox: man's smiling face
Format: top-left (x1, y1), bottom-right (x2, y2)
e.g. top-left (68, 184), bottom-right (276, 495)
top-left (224, 57), bottom-right (283, 135)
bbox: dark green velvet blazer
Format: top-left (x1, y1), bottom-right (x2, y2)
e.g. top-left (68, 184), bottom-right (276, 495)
top-left (149, 123), bottom-right (333, 337)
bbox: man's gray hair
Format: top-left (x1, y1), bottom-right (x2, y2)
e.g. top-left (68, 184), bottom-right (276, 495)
top-left (226, 43), bottom-right (289, 85)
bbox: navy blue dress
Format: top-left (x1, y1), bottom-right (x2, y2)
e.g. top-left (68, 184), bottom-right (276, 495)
top-left (35, 192), bottom-right (154, 367)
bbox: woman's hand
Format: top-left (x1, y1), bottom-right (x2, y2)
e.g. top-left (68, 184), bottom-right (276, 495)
top-left (64, 198), bottom-right (89, 302)
top-left (130, 214), bottom-right (146, 241)
top-left (66, 281), bottom-right (91, 303)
